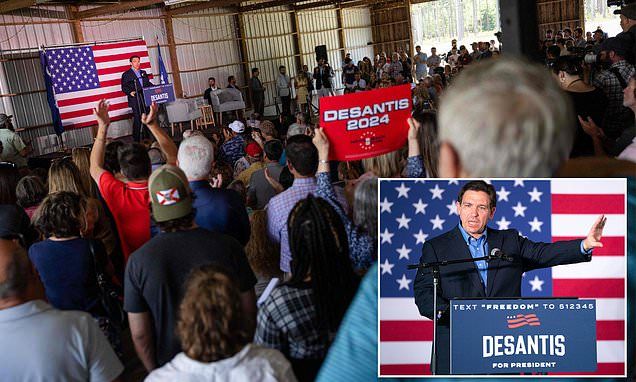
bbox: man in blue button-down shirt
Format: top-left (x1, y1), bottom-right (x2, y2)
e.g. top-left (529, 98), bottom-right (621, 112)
top-left (414, 180), bottom-right (606, 374)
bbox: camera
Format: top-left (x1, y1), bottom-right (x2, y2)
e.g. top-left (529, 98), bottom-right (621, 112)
top-left (567, 46), bottom-right (601, 66)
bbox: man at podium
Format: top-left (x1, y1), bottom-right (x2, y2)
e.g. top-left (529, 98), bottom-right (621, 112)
top-left (413, 180), bottom-right (607, 374)
top-left (121, 55), bottom-right (154, 142)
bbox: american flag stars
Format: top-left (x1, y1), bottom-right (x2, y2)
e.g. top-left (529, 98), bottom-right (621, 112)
top-left (380, 179), bottom-right (553, 299)
top-left (47, 46), bottom-right (98, 94)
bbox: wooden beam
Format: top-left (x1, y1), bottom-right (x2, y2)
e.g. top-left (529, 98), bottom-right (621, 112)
top-left (75, 0), bottom-right (164, 20)
top-left (167, 0), bottom-right (239, 16)
top-left (163, 9), bottom-right (184, 98)
top-left (405, 0), bottom-right (413, 54)
top-left (239, 0), bottom-right (295, 13)
top-left (67, 5), bottom-right (84, 43)
top-left (2, 6), bottom-right (68, 18)
top-left (235, 12), bottom-right (251, 106)
top-left (0, 0), bottom-right (35, 14)
top-left (293, 0), bottom-right (368, 12)
top-left (290, 9), bottom-right (302, 70)
top-left (336, 5), bottom-right (346, 61)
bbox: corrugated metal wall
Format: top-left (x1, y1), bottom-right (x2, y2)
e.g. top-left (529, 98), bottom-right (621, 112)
top-left (172, 9), bottom-right (242, 97)
top-left (241, 7), bottom-right (297, 114)
top-left (342, 6), bottom-right (374, 63)
top-left (0, 6), bottom-right (77, 154)
top-left (0, 3), bottom-right (379, 154)
top-left (297, 6), bottom-right (342, 90)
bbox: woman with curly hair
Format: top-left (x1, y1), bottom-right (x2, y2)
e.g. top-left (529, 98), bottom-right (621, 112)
top-left (254, 196), bottom-right (359, 381)
top-left (146, 265), bottom-right (296, 381)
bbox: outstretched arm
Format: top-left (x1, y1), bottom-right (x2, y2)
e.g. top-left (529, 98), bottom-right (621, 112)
top-left (582, 214), bottom-right (606, 251)
top-left (142, 102), bottom-right (177, 166)
top-left (89, 99), bottom-right (110, 182)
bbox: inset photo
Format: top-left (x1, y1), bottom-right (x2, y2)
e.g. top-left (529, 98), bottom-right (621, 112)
top-left (378, 178), bottom-right (627, 377)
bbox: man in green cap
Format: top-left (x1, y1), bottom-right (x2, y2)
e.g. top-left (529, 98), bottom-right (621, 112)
top-left (124, 164), bottom-right (256, 372)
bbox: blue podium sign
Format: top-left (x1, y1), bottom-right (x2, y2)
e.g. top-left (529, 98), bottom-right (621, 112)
top-left (143, 84), bottom-right (175, 106)
top-left (450, 299), bottom-right (597, 374)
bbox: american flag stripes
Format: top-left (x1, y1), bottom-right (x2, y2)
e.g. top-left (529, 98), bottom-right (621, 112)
top-left (42, 39), bottom-right (152, 130)
top-left (379, 179), bottom-right (626, 376)
top-left (507, 313), bottom-right (541, 329)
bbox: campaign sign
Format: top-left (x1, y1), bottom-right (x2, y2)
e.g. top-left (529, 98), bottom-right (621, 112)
top-left (319, 84), bottom-right (412, 161)
top-left (450, 298), bottom-right (597, 374)
top-left (143, 84), bottom-right (175, 106)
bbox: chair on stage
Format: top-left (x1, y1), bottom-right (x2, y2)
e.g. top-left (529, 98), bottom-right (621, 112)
top-left (165, 98), bottom-right (203, 137)
top-left (208, 88), bottom-right (245, 126)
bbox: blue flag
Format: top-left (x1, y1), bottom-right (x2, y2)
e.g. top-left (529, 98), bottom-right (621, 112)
top-left (39, 50), bottom-right (64, 136)
top-left (157, 42), bottom-right (169, 85)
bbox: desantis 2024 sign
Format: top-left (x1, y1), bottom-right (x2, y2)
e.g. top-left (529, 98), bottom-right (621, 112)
top-left (319, 84), bottom-right (412, 161)
top-left (450, 299), bottom-right (597, 375)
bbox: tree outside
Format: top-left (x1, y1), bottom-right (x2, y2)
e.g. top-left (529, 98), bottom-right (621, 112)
top-left (585, 0), bottom-right (622, 38)
top-left (411, 0), bottom-right (500, 57)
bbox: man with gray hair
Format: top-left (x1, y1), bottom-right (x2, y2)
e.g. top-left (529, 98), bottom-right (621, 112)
top-left (177, 135), bottom-right (250, 245)
top-left (0, 239), bottom-right (123, 380)
top-left (438, 57), bottom-right (575, 177)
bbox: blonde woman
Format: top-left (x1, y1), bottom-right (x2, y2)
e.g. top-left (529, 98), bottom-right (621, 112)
top-left (295, 72), bottom-right (309, 114)
top-left (48, 157), bottom-right (122, 280)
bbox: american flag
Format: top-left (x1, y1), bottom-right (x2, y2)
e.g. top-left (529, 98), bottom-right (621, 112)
top-left (506, 313), bottom-right (540, 329)
top-left (379, 179), bottom-right (626, 376)
top-left (43, 39), bottom-right (152, 130)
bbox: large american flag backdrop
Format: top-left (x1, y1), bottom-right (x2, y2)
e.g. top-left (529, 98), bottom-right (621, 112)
top-left (42, 39), bottom-right (152, 130)
top-left (379, 179), bottom-right (626, 376)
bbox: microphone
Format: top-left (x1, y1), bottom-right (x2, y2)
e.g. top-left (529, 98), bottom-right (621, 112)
top-left (489, 248), bottom-right (513, 262)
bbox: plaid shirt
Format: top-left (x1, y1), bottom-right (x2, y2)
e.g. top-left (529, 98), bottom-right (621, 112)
top-left (254, 284), bottom-right (335, 359)
top-left (267, 177), bottom-right (348, 273)
top-left (593, 60), bottom-right (635, 138)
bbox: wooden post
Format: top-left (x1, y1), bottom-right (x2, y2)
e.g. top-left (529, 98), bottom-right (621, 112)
top-left (290, 10), bottom-right (303, 71)
top-left (405, 0), bottom-right (413, 55)
top-left (68, 5), bottom-right (84, 43)
top-left (235, 12), bottom-right (251, 107)
top-left (336, 5), bottom-right (346, 61)
top-left (163, 11), bottom-right (184, 98)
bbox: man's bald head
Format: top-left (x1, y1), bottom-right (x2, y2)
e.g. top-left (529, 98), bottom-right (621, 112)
top-left (0, 239), bottom-right (30, 300)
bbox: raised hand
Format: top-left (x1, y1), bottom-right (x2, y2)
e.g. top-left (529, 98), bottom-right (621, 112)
top-left (93, 99), bottom-right (110, 127)
top-left (312, 127), bottom-right (330, 159)
top-left (141, 102), bottom-right (159, 126)
top-left (577, 116), bottom-right (604, 139)
top-left (407, 117), bottom-right (421, 141)
top-left (583, 214), bottom-right (607, 251)
top-left (264, 167), bottom-right (284, 194)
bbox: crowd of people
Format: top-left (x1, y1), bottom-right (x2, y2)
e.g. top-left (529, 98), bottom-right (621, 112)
top-left (537, 4), bottom-right (636, 161)
top-left (200, 39), bottom-right (501, 120)
top-left (1, 10), bottom-right (636, 381)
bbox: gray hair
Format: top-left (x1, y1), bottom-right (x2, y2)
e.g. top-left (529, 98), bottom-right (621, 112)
top-left (0, 241), bottom-right (30, 300)
top-left (439, 58), bottom-right (574, 177)
top-left (353, 176), bottom-right (378, 247)
top-left (177, 136), bottom-right (214, 180)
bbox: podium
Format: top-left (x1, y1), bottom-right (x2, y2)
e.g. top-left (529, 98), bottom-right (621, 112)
top-left (143, 83), bottom-right (176, 106)
top-left (449, 298), bottom-right (597, 374)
